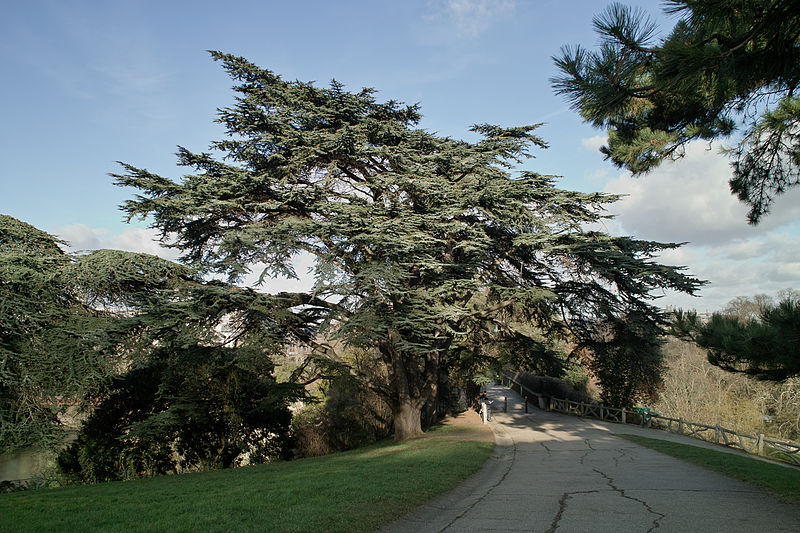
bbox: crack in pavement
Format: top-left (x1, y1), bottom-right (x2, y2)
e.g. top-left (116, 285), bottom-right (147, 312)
top-left (383, 385), bottom-right (800, 533)
top-left (578, 438), bottom-right (596, 464)
top-left (613, 447), bottom-right (630, 468)
top-left (545, 490), bottom-right (601, 533)
top-left (578, 448), bottom-right (593, 465)
top-left (593, 468), bottom-right (666, 533)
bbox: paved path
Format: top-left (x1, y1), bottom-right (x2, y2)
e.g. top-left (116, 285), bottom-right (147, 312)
top-left (380, 384), bottom-right (800, 532)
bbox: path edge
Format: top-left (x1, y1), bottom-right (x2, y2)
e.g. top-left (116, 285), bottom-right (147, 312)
top-left (377, 416), bottom-right (515, 533)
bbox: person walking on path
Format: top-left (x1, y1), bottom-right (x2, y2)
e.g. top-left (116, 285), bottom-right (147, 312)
top-left (479, 391), bottom-right (490, 424)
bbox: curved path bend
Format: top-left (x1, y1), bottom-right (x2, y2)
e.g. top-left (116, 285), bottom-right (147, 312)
top-left (380, 384), bottom-right (799, 533)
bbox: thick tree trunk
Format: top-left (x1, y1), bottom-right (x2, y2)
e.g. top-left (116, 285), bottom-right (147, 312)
top-left (392, 399), bottom-right (424, 442)
top-left (380, 330), bottom-right (438, 442)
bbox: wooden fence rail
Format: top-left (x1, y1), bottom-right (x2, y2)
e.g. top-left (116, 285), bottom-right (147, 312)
top-left (499, 373), bottom-right (800, 466)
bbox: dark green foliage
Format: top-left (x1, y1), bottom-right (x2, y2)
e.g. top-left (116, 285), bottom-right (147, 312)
top-left (583, 312), bottom-right (665, 408)
top-left (64, 248), bottom-right (194, 311)
top-left (56, 278), bottom-right (311, 482)
top-left (508, 370), bottom-right (593, 404)
top-left (2, 214), bottom-right (308, 473)
top-left (0, 215), bottom-right (115, 451)
top-left (115, 53), bottom-right (702, 440)
top-left (673, 296), bottom-right (800, 381)
top-left (497, 330), bottom-right (566, 378)
top-left (56, 366), bottom-right (172, 483)
top-left (553, 1), bottom-right (800, 223)
top-left (58, 345), bottom-right (294, 483)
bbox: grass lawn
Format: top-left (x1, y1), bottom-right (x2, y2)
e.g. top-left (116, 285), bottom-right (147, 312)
top-left (616, 433), bottom-right (800, 504)
top-left (0, 427), bottom-right (494, 533)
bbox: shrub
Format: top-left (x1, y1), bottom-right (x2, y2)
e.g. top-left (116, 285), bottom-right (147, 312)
top-left (58, 346), bottom-right (295, 483)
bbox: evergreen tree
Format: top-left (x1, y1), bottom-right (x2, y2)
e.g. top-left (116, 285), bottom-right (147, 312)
top-left (673, 294), bottom-right (800, 381)
top-left (1, 214), bottom-right (312, 464)
top-left (552, 1), bottom-right (800, 223)
top-left (583, 312), bottom-right (665, 408)
top-left (116, 52), bottom-right (703, 440)
top-left (0, 216), bottom-right (114, 451)
top-left (57, 280), bottom-right (311, 482)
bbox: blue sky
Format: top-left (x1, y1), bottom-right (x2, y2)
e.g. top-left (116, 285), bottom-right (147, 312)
top-left (2, 0), bottom-right (798, 311)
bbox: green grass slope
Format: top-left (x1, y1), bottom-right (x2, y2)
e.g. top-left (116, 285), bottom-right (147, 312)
top-left (1, 430), bottom-right (493, 533)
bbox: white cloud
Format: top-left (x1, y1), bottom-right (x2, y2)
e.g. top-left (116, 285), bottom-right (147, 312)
top-left (54, 224), bottom-right (180, 261)
top-left (423, 0), bottom-right (516, 40)
top-left (769, 234), bottom-right (800, 262)
top-left (603, 141), bottom-right (800, 246)
top-left (594, 141), bottom-right (800, 312)
top-left (584, 167), bottom-right (611, 184)
top-left (580, 135), bottom-right (605, 153)
top-left (710, 239), bottom-right (769, 261)
top-left (649, 245), bottom-right (699, 268)
top-left (654, 235), bottom-right (800, 312)
top-left (654, 266), bottom-right (782, 314)
top-left (54, 224), bottom-right (319, 295)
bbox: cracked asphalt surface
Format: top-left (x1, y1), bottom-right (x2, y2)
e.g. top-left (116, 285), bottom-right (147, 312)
top-left (379, 384), bottom-right (800, 532)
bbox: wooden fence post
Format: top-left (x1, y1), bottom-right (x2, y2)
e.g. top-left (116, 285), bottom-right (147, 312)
top-left (757, 434), bottom-right (765, 456)
top-left (622, 408), bottom-right (627, 424)
top-left (715, 424), bottom-right (721, 444)
top-left (524, 398), bottom-right (528, 413)
top-left (678, 418), bottom-right (684, 435)
top-left (504, 397), bottom-right (507, 413)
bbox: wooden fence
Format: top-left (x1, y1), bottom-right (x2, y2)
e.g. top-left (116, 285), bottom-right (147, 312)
top-left (499, 373), bottom-right (800, 466)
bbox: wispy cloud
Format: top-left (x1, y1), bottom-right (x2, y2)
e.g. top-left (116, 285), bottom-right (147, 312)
top-left (421, 0), bottom-right (516, 42)
top-left (441, 0), bottom-right (516, 38)
top-left (5, 2), bottom-right (174, 126)
top-left (403, 0), bottom-right (517, 89)
top-left (580, 135), bottom-right (606, 153)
